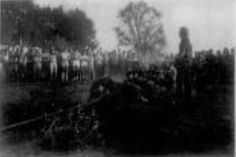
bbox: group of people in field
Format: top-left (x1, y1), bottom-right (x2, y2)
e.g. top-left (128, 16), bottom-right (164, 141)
top-left (0, 45), bottom-right (142, 83)
top-left (0, 27), bottom-right (234, 105)
top-left (0, 46), bottom-right (92, 82)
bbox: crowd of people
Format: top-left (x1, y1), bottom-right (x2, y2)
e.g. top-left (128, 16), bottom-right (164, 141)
top-left (1, 27), bottom-right (234, 152)
top-left (192, 47), bottom-right (234, 87)
top-left (0, 45), bottom-right (142, 83)
top-left (0, 43), bottom-right (234, 89)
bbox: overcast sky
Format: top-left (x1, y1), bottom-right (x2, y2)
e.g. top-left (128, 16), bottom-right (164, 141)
top-left (34, 0), bottom-right (236, 53)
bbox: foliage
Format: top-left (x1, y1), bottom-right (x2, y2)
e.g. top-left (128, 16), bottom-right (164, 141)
top-left (40, 106), bottom-right (100, 151)
top-left (115, 1), bottom-right (166, 63)
top-left (1, 0), bottom-right (97, 51)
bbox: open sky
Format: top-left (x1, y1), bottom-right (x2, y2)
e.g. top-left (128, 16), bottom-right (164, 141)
top-left (34, 0), bottom-right (236, 53)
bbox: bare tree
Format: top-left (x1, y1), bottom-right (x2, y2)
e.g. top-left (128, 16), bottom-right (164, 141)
top-left (115, 1), bottom-right (166, 64)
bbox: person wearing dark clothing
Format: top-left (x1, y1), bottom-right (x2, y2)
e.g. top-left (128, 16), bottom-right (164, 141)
top-left (176, 27), bottom-right (192, 101)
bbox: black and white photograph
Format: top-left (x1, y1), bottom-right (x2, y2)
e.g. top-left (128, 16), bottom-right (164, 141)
top-left (0, 0), bottom-right (235, 156)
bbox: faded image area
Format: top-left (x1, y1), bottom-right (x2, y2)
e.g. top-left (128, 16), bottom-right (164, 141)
top-left (0, 0), bottom-right (234, 156)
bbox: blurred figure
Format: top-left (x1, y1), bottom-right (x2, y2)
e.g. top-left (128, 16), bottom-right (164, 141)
top-left (80, 51), bottom-right (90, 81)
top-left (50, 47), bottom-right (58, 81)
top-left (61, 48), bottom-right (71, 83)
top-left (33, 47), bottom-right (43, 81)
top-left (94, 51), bottom-right (104, 79)
top-left (176, 27), bottom-right (192, 101)
top-left (19, 46), bottom-right (29, 80)
top-left (88, 51), bottom-right (95, 81)
top-left (71, 49), bottom-right (81, 81)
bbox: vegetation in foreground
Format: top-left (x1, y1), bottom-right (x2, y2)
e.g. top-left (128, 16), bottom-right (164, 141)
top-left (1, 52), bottom-right (233, 154)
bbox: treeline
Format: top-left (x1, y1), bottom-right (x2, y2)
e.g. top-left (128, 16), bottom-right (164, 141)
top-left (1, 0), bottom-right (97, 51)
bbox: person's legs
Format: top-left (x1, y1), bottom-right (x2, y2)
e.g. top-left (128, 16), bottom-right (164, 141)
top-left (184, 68), bottom-right (192, 101)
top-left (62, 72), bottom-right (65, 82)
top-left (33, 64), bottom-right (37, 81)
top-left (176, 68), bottom-right (183, 99)
top-left (38, 63), bottom-right (42, 81)
top-left (24, 63), bottom-right (28, 80)
top-left (66, 66), bottom-right (69, 82)
top-left (54, 64), bottom-right (58, 81)
top-left (61, 64), bottom-right (65, 82)
top-left (50, 63), bottom-right (53, 81)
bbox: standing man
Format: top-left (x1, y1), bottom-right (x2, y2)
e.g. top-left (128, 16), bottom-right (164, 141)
top-left (50, 47), bottom-right (58, 81)
top-left (61, 48), bottom-right (71, 83)
top-left (176, 27), bottom-right (193, 101)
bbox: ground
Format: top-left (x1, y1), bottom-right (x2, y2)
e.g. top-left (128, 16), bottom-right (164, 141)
top-left (0, 74), bottom-right (233, 157)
